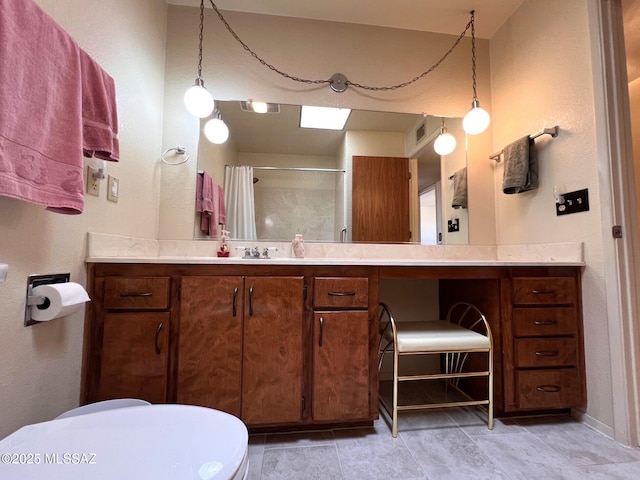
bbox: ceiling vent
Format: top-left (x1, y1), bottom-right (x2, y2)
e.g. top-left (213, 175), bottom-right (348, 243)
top-left (239, 101), bottom-right (281, 113)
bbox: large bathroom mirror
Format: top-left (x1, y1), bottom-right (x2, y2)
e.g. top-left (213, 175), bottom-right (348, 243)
top-left (197, 101), bottom-right (468, 245)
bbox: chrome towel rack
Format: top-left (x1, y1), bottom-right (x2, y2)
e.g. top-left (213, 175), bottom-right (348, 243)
top-left (490, 126), bottom-right (559, 162)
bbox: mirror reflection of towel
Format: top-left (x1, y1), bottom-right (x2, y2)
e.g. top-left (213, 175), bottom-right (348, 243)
top-left (450, 167), bottom-right (467, 209)
top-left (502, 136), bottom-right (538, 194)
top-left (196, 171), bottom-right (226, 238)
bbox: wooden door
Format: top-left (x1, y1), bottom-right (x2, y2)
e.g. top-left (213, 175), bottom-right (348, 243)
top-left (313, 311), bottom-right (370, 421)
top-left (99, 312), bottom-right (169, 403)
top-left (242, 276), bottom-right (304, 425)
top-left (177, 276), bottom-right (243, 416)
top-left (352, 156), bottom-right (410, 242)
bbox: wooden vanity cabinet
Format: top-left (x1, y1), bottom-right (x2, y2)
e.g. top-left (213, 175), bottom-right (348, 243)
top-left (84, 275), bottom-right (176, 404)
top-left (177, 275), bottom-right (305, 426)
top-left (177, 276), bottom-right (243, 417)
top-left (241, 276), bottom-right (305, 425)
top-left (312, 277), bottom-right (372, 422)
top-left (503, 268), bottom-right (586, 412)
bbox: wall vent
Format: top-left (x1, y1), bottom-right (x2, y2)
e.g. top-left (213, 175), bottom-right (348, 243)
top-left (416, 122), bottom-right (426, 144)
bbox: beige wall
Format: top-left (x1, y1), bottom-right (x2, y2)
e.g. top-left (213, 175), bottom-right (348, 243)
top-left (0, 0), bottom-right (167, 438)
top-left (630, 78), bottom-right (640, 231)
top-left (159, 5), bottom-right (495, 242)
top-left (490, 0), bottom-right (612, 431)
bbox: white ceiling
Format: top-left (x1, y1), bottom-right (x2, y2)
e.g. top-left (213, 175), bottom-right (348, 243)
top-left (167, 0), bottom-right (525, 39)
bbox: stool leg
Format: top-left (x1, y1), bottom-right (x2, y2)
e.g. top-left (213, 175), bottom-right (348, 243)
top-left (488, 347), bottom-right (494, 430)
top-left (392, 347), bottom-right (399, 437)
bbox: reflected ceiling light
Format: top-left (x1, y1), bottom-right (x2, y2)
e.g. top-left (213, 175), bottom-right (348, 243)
top-left (462, 10), bottom-right (490, 135)
top-left (300, 105), bottom-right (351, 130)
top-left (250, 100), bottom-right (268, 113)
top-left (204, 108), bottom-right (229, 144)
top-left (434, 118), bottom-right (456, 155)
top-left (184, 0), bottom-right (215, 118)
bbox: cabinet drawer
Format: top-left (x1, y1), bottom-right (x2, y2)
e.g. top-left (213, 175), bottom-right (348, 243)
top-left (314, 277), bottom-right (368, 308)
top-left (513, 307), bottom-right (578, 337)
top-left (515, 338), bottom-right (578, 368)
top-left (512, 277), bottom-right (576, 305)
top-left (104, 277), bottom-right (170, 310)
top-left (516, 368), bottom-right (582, 409)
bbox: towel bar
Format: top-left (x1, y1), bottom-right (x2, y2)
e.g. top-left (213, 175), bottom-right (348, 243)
top-left (490, 126), bottom-right (559, 162)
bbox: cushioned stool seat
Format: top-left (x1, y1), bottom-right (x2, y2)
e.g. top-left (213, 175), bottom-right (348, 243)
top-left (386, 320), bottom-right (492, 353)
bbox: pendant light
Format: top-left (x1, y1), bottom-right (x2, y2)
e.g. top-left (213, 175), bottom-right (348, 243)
top-left (204, 107), bottom-right (229, 144)
top-left (184, 0), bottom-right (214, 118)
top-left (462, 11), bottom-right (490, 135)
top-left (434, 118), bottom-right (456, 155)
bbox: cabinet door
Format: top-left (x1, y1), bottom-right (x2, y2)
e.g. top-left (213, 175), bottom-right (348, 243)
top-left (178, 276), bottom-right (243, 416)
top-left (313, 311), bottom-right (370, 421)
top-left (98, 312), bottom-right (169, 403)
top-left (242, 276), bottom-right (304, 425)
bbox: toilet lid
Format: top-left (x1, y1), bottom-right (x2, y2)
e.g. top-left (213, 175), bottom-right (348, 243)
top-left (0, 404), bottom-right (248, 480)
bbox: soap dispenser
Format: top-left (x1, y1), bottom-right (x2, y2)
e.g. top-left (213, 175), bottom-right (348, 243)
top-left (292, 234), bottom-right (305, 258)
top-left (217, 230), bottom-right (230, 257)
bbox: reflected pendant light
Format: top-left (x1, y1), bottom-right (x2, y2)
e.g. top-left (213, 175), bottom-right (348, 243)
top-left (462, 10), bottom-right (490, 135)
top-left (204, 108), bottom-right (229, 144)
top-left (434, 118), bottom-right (456, 155)
top-left (184, 0), bottom-right (215, 118)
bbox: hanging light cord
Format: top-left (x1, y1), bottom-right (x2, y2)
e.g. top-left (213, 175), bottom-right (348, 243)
top-left (206, 0), bottom-right (475, 92)
top-left (195, 0), bottom-right (205, 84)
top-left (470, 10), bottom-right (478, 101)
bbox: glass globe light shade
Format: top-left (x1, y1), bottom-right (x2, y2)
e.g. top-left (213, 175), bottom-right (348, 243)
top-left (463, 100), bottom-right (490, 135)
top-left (184, 83), bottom-right (214, 118)
top-left (204, 118), bottom-right (229, 144)
top-left (434, 132), bottom-right (457, 155)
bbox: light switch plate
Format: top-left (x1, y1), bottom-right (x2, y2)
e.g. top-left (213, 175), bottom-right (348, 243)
top-left (107, 175), bottom-right (119, 203)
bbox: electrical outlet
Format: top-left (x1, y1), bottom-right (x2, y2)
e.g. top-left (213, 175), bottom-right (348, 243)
top-left (107, 175), bottom-right (119, 203)
top-left (86, 167), bottom-right (100, 197)
top-left (556, 188), bottom-right (589, 216)
top-left (447, 218), bottom-right (460, 232)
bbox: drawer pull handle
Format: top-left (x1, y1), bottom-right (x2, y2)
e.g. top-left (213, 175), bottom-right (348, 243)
top-left (249, 286), bottom-right (254, 316)
top-left (536, 384), bottom-right (561, 393)
top-left (535, 350), bottom-right (559, 357)
top-left (328, 291), bottom-right (356, 297)
top-left (531, 290), bottom-right (555, 295)
top-left (120, 292), bottom-right (153, 297)
top-left (232, 287), bottom-right (238, 317)
top-left (534, 320), bottom-right (558, 326)
top-left (319, 317), bottom-right (324, 347)
top-left (154, 323), bottom-right (163, 355)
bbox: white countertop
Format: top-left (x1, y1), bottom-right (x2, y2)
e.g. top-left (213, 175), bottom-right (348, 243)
top-left (85, 233), bottom-right (585, 267)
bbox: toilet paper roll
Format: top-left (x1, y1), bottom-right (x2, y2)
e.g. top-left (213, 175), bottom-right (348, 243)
top-left (30, 282), bottom-right (91, 322)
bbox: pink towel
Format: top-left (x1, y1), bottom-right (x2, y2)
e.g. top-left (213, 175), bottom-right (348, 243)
top-left (80, 49), bottom-right (119, 161)
top-left (0, 0), bottom-right (85, 213)
top-left (196, 171), bottom-right (226, 238)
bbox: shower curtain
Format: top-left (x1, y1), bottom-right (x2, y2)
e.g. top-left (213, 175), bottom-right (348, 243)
top-left (224, 165), bottom-right (257, 240)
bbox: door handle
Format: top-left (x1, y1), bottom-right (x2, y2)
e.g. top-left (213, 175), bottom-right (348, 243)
top-left (154, 323), bottom-right (163, 355)
top-left (534, 320), bottom-right (558, 326)
top-left (120, 292), bottom-right (153, 297)
top-left (232, 287), bottom-right (238, 317)
top-left (319, 317), bottom-right (324, 347)
top-left (249, 286), bottom-right (254, 316)
top-left (535, 350), bottom-right (559, 357)
top-left (328, 291), bottom-right (356, 297)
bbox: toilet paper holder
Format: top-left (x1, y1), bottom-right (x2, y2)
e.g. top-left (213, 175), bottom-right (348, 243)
top-left (25, 273), bottom-right (70, 327)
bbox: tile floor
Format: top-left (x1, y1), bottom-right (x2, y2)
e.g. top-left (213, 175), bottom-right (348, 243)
top-left (245, 393), bottom-right (640, 479)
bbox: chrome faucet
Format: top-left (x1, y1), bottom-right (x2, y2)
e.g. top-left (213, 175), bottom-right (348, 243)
top-left (262, 247), bottom-right (278, 259)
top-left (252, 247), bottom-right (261, 258)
